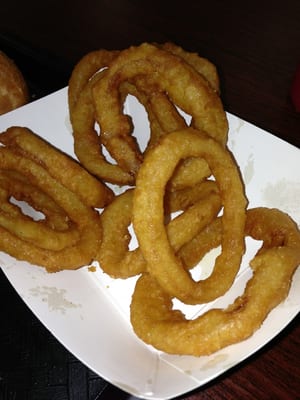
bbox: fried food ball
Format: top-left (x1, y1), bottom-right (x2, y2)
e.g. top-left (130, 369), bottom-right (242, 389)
top-left (0, 51), bottom-right (29, 115)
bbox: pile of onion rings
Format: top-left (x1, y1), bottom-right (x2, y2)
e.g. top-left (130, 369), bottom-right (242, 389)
top-left (1, 42), bottom-right (299, 357)
top-left (72, 42), bottom-right (297, 355)
top-left (69, 42), bottom-right (227, 186)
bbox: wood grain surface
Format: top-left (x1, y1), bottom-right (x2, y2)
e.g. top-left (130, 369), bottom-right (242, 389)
top-left (1, 1), bottom-right (300, 399)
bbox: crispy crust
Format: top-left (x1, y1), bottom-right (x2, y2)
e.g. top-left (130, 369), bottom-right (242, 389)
top-left (131, 208), bottom-right (300, 356)
top-left (133, 128), bottom-right (248, 304)
top-left (0, 51), bottom-right (29, 115)
top-left (98, 182), bottom-right (221, 278)
top-left (0, 127), bottom-right (103, 272)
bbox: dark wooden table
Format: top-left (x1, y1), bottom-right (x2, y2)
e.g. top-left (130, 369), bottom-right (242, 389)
top-left (1, 1), bottom-right (300, 399)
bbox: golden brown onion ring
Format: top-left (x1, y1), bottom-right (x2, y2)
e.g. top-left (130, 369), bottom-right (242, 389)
top-left (0, 145), bottom-right (102, 272)
top-left (133, 128), bottom-right (247, 304)
top-left (130, 207), bottom-right (300, 356)
top-left (69, 43), bottom-right (222, 186)
top-left (92, 42), bottom-right (228, 178)
top-left (68, 49), bottom-right (136, 185)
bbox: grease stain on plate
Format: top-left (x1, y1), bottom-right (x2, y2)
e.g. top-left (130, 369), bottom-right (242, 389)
top-left (243, 153), bottom-right (255, 185)
top-left (234, 117), bottom-right (245, 133)
top-left (29, 286), bottom-right (81, 313)
top-left (200, 353), bottom-right (229, 370)
top-left (228, 116), bottom-right (245, 149)
top-left (64, 115), bottom-right (73, 134)
top-left (262, 179), bottom-right (300, 220)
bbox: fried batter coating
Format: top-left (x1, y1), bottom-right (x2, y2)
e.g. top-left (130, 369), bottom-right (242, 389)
top-left (133, 128), bottom-right (247, 304)
top-left (98, 182), bottom-right (221, 278)
top-left (131, 208), bottom-right (300, 356)
top-left (0, 51), bottom-right (28, 115)
top-left (0, 127), bottom-right (103, 271)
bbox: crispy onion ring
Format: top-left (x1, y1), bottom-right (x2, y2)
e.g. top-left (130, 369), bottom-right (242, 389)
top-left (0, 127), bottom-right (113, 208)
top-left (130, 208), bottom-right (300, 356)
top-left (70, 64), bottom-right (184, 186)
top-left (69, 49), bottom-right (141, 185)
top-left (133, 128), bottom-right (247, 304)
top-left (69, 43), bottom-right (224, 186)
top-left (92, 42), bottom-right (228, 180)
top-left (0, 130), bottom-right (102, 272)
top-left (98, 182), bottom-right (221, 278)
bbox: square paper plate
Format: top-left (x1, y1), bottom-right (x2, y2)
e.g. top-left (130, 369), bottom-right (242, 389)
top-left (0, 88), bottom-right (299, 400)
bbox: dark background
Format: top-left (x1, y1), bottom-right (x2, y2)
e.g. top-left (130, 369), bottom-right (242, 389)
top-left (1, 1), bottom-right (300, 399)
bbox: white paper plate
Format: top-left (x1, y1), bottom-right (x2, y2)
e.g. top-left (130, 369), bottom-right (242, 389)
top-left (0, 88), bottom-right (299, 400)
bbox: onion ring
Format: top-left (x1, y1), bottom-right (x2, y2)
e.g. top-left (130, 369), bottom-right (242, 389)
top-left (68, 49), bottom-right (137, 184)
top-left (69, 43), bottom-right (224, 186)
top-left (130, 207), bottom-right (300, 356)
top-left (0, 137), bottom-right (102, 272)
top-left (92, 42), bottom-right (228, 179)
top-left (133, 128), bottom-right (247, 304)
